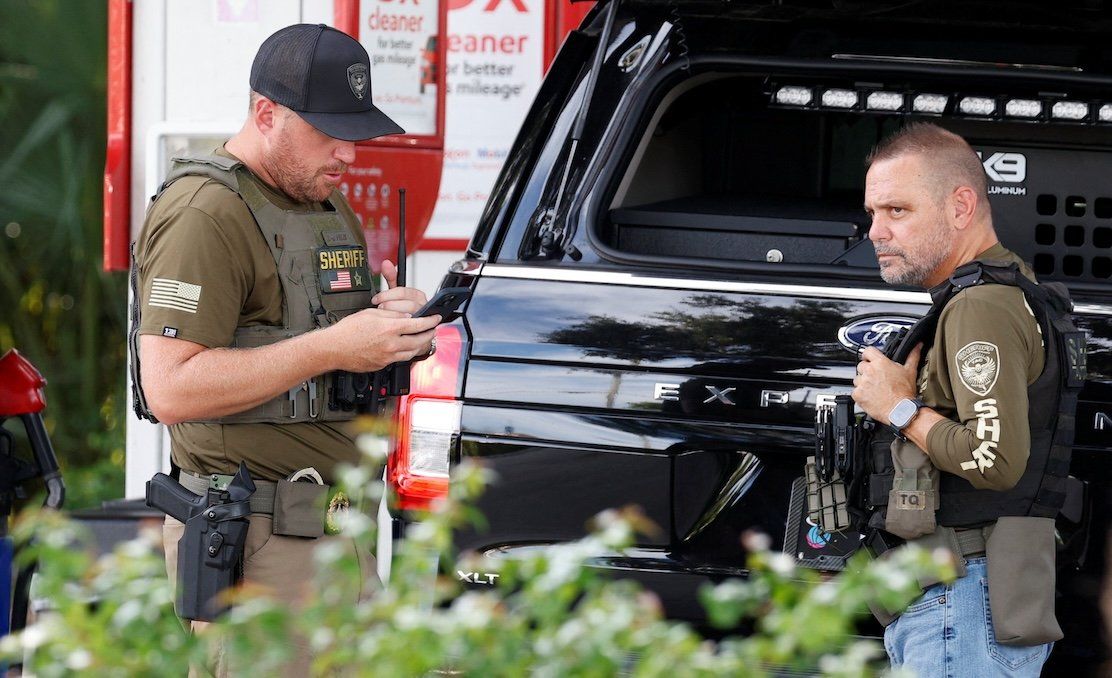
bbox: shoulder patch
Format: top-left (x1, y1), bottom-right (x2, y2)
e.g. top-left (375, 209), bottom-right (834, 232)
top-left (955, 341), bottom-right (1000, 396)
top-left (149, 278), bottom-right (202, 314)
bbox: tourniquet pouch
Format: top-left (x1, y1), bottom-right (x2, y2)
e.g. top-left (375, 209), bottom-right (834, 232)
top-left (985, 516), bottom-right (1063, 645)
top-left (885, 438), bottom-right (939, 539)
top-left (273, 479), bottom-right (327, 538)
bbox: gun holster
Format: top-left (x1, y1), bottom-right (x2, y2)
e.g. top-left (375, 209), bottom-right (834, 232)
top-left (146, 462), bottom-right (256, 621)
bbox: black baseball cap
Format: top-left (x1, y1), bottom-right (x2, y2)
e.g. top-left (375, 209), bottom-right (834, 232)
top-left (250, 24), bottom-right (404, 142)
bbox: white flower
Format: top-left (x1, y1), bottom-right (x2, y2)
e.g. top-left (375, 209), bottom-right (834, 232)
top-left (313, 540), bottom-right (347, 566)
top-left (358, 435), bottom-right (390, 463)
top-left (768, 552), bottom-right (796, 577)
top-left (741, 531), bottom-right (772, 552)
top-left (452, 592), bottom-right (494, 629)
top-left (310, 627), bottom-right (335, 650)
top-left (17, 621), bottom-right (50, 650)
top-left (66, 648), bottom-right (93, 670)
top-left (811, 582), bottom-right (837, 604)
top-left (113, 599), bottom-right (144, 627)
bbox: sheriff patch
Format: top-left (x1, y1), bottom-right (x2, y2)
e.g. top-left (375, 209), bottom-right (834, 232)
top-left (956, 341), bottom-right (1000, 396)
top-left (317, 246), bottom-right (371, 294)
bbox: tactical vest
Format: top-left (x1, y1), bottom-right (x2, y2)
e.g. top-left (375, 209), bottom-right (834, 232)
top-left (859, 261), bottom-right (1087, 532)
top-left (129, 154), bottom-right (376, 425)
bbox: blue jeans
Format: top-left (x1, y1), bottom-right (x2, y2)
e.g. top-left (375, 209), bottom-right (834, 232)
top-left (884, 558), bottom-right (1052, 677)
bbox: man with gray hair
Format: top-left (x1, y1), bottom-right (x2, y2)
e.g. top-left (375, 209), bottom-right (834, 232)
top-left (852, 122), bottom-right (1078, 675)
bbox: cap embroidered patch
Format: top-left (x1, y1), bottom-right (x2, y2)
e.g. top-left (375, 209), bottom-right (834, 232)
top-left (149, 278), bottom-right (202, 314)
top-left (347, 63), bottom-right (369, 100)
top-left (956, 341), bottom-right (1000, 396)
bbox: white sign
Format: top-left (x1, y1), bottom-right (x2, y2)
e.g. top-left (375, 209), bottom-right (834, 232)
top-left (424, 0), bottom-right (544, 241)
top-left (360, 0), bottom-right (440, 136)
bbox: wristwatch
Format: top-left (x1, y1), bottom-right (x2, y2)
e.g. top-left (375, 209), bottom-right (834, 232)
top-left (888, 398), bottom-right (925, 439)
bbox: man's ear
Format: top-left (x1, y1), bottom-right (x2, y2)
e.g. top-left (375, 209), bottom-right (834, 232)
top-left (949, 185), bottom-right (979, 231)
top-left (253, 96), bottom-right (278, 136)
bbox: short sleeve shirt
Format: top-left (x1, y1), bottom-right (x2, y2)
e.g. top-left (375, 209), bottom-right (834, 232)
top-left (134, 147), bottom-right (362, 482)
top-left (918, 244), bottom-right (1045, 491)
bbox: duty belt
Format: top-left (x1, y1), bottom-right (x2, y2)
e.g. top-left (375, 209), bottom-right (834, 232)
top-left (953, 528), bottom-right (987, 558)
top-left (907, 527), bottom-right (987, 559)
top-left (181, 471), bottom-right (277, 515)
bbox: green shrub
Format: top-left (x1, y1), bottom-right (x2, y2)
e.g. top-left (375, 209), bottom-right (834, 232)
top-left (1, 435), bottom-right (952, 676)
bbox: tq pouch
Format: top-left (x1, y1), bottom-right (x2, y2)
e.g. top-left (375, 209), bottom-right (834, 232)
top-left (885, 438), bottom-right (939, 540)
top-left (273, 478), bottom-right (327, 538)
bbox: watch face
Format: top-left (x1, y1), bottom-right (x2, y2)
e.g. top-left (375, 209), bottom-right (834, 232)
top-left (891, 399), bottom-right (917, 429)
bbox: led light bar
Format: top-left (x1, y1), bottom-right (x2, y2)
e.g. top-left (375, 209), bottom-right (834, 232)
top-left (1005, 99), bottom-right (1042, 119)
top-left (821, 88), bottom-right (859, 108)
top-left (1051, 101), bottom-right (1089, 121)
top-left (771, 84), bottom-right (1104, 125)
top-left (958, 96), bottom-right (996, 116)
top-left (774, 85), bottom-right (813, 107)
top-left (866, 91), bottom-right (904, 111)
top-left (911, 93), bottom-right (948, 114)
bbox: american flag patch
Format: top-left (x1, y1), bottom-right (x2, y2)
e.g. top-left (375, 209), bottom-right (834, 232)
top-left (149, 278), bottom-right (202, 314)
top-left (330, 271), bottom-right (352, 291)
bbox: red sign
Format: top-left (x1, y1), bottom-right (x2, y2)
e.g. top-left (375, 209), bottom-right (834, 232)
top-left (340, 145), bottom-right (444, 272)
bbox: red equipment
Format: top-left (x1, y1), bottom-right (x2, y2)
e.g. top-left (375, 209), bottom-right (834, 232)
top-left (1, 349), bottom-right (65, 643)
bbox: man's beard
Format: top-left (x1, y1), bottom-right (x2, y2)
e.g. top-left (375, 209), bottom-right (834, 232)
top-left (875, 225), bottom-right (954, 287)
top-left (262, 133), bottom-right (346, 204)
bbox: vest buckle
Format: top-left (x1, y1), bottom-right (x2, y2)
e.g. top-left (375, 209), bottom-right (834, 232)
top-left (948, 265), bottom-right (983, 290)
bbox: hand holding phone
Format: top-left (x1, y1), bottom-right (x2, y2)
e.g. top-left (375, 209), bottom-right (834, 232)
top-left (412, 287), bottom-right (471, 323)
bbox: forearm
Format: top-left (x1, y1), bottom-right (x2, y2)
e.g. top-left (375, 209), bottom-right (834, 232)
top-left (142, 330), bottom-right (336, 424)
top-left (900, 406), bottom-right (946, 457)
top-left (923, 415), bottom-right (1027, 491)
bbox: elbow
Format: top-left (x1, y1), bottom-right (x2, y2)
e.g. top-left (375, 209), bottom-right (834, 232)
top-left (145, 390), bottom-right (187, 426)
top-left (966, 465), bottom-right (1024, 492)
top-left (141, 378), bottom-right (190, 425)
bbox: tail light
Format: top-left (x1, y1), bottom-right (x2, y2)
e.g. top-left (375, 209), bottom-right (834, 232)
top-left (388, 324), bottom-right (465, 511)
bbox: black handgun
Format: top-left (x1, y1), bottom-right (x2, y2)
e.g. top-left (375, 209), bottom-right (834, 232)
top-left (146, 462), bottom-right (255, 621)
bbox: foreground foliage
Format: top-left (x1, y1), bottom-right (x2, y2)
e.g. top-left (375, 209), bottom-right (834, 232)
top-left (1, 437), bottom-right (952, 676)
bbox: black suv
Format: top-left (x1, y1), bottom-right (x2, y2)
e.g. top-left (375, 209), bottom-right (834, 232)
top-left (385, 1), bottom-right (1112, 671)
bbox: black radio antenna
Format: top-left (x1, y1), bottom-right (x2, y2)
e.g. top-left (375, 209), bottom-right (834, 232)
top-left (397, 188), bottom-right (407, 286)
top-left (390, 187), bottom-right (411, 397)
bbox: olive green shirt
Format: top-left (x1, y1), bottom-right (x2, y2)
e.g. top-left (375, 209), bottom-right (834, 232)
top-left (917, 244), bottom-right (1045, 491)
top-left (135, 147), bottom-right (361, 482)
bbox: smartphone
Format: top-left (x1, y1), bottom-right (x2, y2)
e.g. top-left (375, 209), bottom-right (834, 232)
top-left (412, 287), bottom-right (471, 322)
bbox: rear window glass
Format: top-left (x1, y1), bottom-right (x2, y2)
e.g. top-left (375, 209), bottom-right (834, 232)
top-left (598, 73), bottom-right (1112, 289)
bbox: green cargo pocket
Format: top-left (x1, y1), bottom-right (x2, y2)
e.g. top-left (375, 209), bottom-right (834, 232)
top-left (272, 479), bottom-right (327, 538)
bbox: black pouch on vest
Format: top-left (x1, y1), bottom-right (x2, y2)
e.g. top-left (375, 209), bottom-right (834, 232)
top-left (985, 516), bottom-right (1063, 646)
top-left (273, 480), bottom-right (327, 538)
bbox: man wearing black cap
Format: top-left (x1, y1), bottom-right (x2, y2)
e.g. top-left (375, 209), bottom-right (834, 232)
top-left (129, 24), bottom-right (434, 675)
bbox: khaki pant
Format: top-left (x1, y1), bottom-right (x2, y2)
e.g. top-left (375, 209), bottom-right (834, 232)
top-left (164, 514), bottom-right (377, 677)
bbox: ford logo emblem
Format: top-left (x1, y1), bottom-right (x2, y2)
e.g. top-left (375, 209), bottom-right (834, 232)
top-left (837, 315), bottom-right (919, 354)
